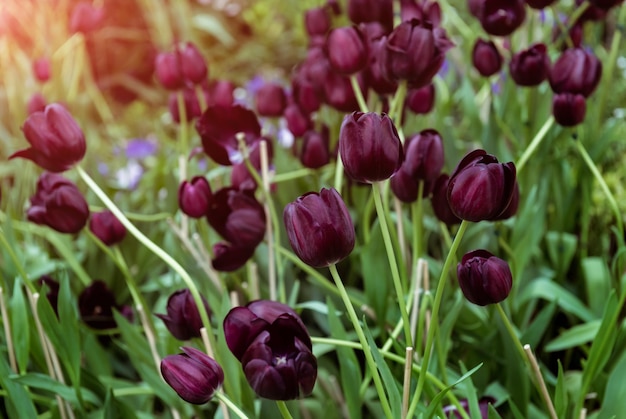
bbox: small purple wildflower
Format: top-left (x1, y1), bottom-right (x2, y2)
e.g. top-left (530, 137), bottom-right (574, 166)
top-left (125, 138), bottom-right (158, 159)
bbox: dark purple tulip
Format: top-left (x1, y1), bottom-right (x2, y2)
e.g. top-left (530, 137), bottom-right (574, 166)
top-left (154, 51), bottom-right (184, 90)
top-left (322, 71), bottom-right (361, 112)
top-left (549, 48), bottom-right (602, 98)
top-left (382, 19), bottom-right (453, 88)
top-left (552, 93), bottom-right (587, 127)
top-left (33, 57), bottom-right (51, 82)
top-left (363, 37), bottom-right (398, 96)
top-left (206, 187), bottom-right (266, 249)
top-left (26, 93), bottom-right (47, 115)
top-left (588, 0), bottom-right (624, 9)
top-left (211, 242), bottom-right (257, 272)
top-left (443, 396), bottom-right (497, 418)
top-left (325, 26), bottom-right (369, 75)
top-left (284, 103), bottom-right (313, 137)
top-left (78, 280), bottom-right (122, 329)
top-left (89, 210), bottom-right (127, 246)
top-left (401, 0), bottom-right (442, 25)
top-left (403, 129), bottom-right (444, 183)
top-left (347, 0), bottom-right (394, 32)
top-left (223, 300), bottom-right (317, 400)
top-left (339, 112), bottom-right (403, 183)
top-left (390, 169), bottom-right (430, 203)
top-left (447, 150), bottom-right (516, 222)
top-left (292, 76), bottom-right (322, 114)
top-left (405, 83), bottom-right (435, 114)
top-left (305, 7), bottom-right (331, 37)
top-left (477, 0), bottom-right (526, 37)
top-left (472, 39), bottom-right (502, 77)
top-left (430, 174), bottom-right (462, 225)
top-left (509, 44), bottom-right (550, 87)
top-left (255, 83), bottom-right (287, 117)
top-left (155, 43), bottom-right (208, 90)
top-left (39, 275), bottom-right (60, 315)
top-left (178, 176), bottom-right (213, 218)
top-left (457, 250), bottom-right (512, 306)
top-left (161, 346), bottom-right (224, 404)
top-left (284, 188), bottom-right (355, 268)
top-left (300, 126), bottom-right (331, 169)
top-left (179, 43), bottom-right (208, 86)
top-left (11, 104), bottom-right (86, 173)
top-left (524, 0), bottom-right (556, 8)
top-left (195, 105), bottom-right (262, 166)
top-left (156, 289), bottom-right (211, 340)
top-left (27, 173), bottom-right (89, 234)
top-left (207, 80), bottom-right (236, 107)
top-left (69, 2), bottom-right (105, 33)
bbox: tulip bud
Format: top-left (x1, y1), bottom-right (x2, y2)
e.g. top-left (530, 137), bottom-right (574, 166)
top-left (325, 26), bottom-right (369, 75)
top-left (405, 84), bottom-right (435, 114)
top-left (179, 43), bottom-right (208, 86)
top-left (457, 250), bottom-right (513, 306)
top-left (300, 126), bottom-right (331, 169)
top-left (382, 19), bottom-right (453, 88)
top-left (401, 0), bottom-right (442, 25)
top-left (39, 275), bottom-right (60, 316)
top-left (178, 176), bottom-right (212, 218)
top-left (211, 242), bottom-right (256, 272)
top-left (305, 7), bottom-right (331, 37)
top-left (27, 173), bottom-right (89, 234)
top-left (549, 48), bottom-right (602, 98)
top-left (26, 93), bottom-right (47, 115)
top-left (552, 93), bottom-right (586, 127)
top-left (224, 300), bottom-right (317, 400)
top-left (472, 39), bottom-right (502, 77)
top-left (347, 0), bottom-right (394, 32)
top-left (390, 169), bottom-right (430, 203)
top-left (363, 37), bottom-right (398, 95)
top-left (161, 347), bottom-right (224, 404)
top-left (477, 0), bottom-right (526, 37)
top-left (322, 72), bottom-right (361, 112)
top-left (509, 43), bottom-right (550, 87)
top-left (33, 57), bottom-right (51, 82)
top-left (78, 280), bottom-right (122, 329)
top-left (403, 129), bottom-right (444, 183)
top-left (156, 290), bottom-right (211, 340)
top-left (284, 188), bottom-right (355, 268)
top-left (255, 83), bottom-right (287, 117)
top-left (447, 150), bottom-right (516, 222)
top-left (69, 2), bottom-right (105, 33)
top-left (208, 80), bottom-right (236, 107)
top-left (155, 43), bottom-right (208, 90)
top-left (89, 210), bottom-right (127, 246)
top-left (430, 174), bottom-right (462, 225)
top-left (339, 112), bottom-right (403, 183)
top-left (11, 104), bottom-right (86, 173)
top-left (284, 103), bottom-right (313, 137)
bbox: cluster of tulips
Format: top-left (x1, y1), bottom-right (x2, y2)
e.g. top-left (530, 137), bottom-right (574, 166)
top-left (7, 0), bottom-right (623, 416)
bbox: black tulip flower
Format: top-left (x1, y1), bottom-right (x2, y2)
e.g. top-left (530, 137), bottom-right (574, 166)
top-left (156, 289), bottom-right (211, 341)
top-left (161, 346), bottom-right (224, 404)
top-left (447, 150), bottom-right (516, 222)
top-left (304, 7), bottom-right (331, 37)
top-left (339, 112), bottom-right (403, 183)
top-left (405, 83), bottom-right (436, 115)
top-left (472, 39), bottom-right (502, 77)
top-left (178, 176), bottom-right (213, 218)
top-left (78, 280), bottom-right (127, 330)
top-left (325, 26), bottom-right (369, 75)
top-left (403, 129), bottom-right (445, 183)
top-left (549, 48), bottom-right (602, 98)
top-left (255, 83), bottom-right (287, 117)
top-left (552, 93), bottom-right (587, 127)
top-left (347, 0), bottom-right (394, 32)
top-left (89, 210), bottom-right (127, 246)
top-left (300, 125), bottom-right (331, 169)
top-left (430, 174), bottom-right (462, 225)
top-left (223, 300), bottom-right (317, 400)
top-left (284, 188), bottom-right (355, 268)
top-left (457, 250), bottom-right (513, 306)
top-left (476, 0), bottom-right (526, 37)
top-left (509, 43), bottom-right (550, 87)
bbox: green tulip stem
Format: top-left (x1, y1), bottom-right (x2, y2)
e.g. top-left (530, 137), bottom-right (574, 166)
top-left (350, 75), bottom-right (369, 113)
top-left (495, 303), bottom-right (528, 365)
top-left (75, 166), bottom-right (215, 350)
top-left (389, 80), bottom-right (408, 125)
top-left (372, 182), bottom-right (413, 343)
top-left (176, 91), bottom-right (189, 155)
top-left (516, 116), bottom-right (554, 174)
top-left (214, 391), bottom-right (250, 419)
top-left (333, 152), bottom-right (345, 193)
top-left (329, 264), bottom-right (393, 419)
top-left (276, 401), bottom-right (294, 419)
top-left (0, 228), bottom-right (37, 293)
top-left (409, 219), bottom-right (469, 413)
top-left (575, 138), bottom-right (624, 245)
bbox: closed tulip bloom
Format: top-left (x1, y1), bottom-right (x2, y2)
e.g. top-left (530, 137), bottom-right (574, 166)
top-left (179, 43), bottom-right (208, 86)
top-left (552, 93), bottom-right (587, 127)
top-left (472, 39), bottom-right (502, 77)
top-left (339, 112), bottom-right (403, 183)
top-left (457, 250), bottom-right (512, 306)
top-left (382, 19), bottom-right (453, 88)
top-left (79, 280), bottom-right (122, 329)
top-left (401, 0), bottom-right (442, 25)
top-left (549, 48), bottom-right (602, 98)
top-left (478, 0), bottom-right (526, 37)
top-left (27, 173), bottom-right (89, 234)
top-left (33, 57), bottom-right (51, 82)
top-left (405, 83), bottom-right (435, 114)
top-left (300, 126), bottom-right (331, 169)
top-left (156, 290), bottom-right (211, 340)
top-left (325, 26), bottom-right (369, 75)
top-left (390, 169), bottom-right (427, 203)
top-left (403, 129), bottom-right (444, 183)
top-left (211, 242), bottom-right (257, 272)
top-left (224, 300), bottom-right (317, 400)
top-left (284, 103), bottom-right (313, 137)
top-left (347, 0), bottom-right (394, 32)
top-left (89, 210), bottom-right (127, 246)
top-left (27, 93), bottom-right (47, 115)
top-left (364, 37), bottom-right (398, 95)
top-left (322, 72), bottom-right (361, 112)
top-left (155, 43), bottom-right (208, 90)
top-left (430, 174), bottom-right (461, 225)
top-left (178, 176), bottom-right (212, 218)
top-left (255, 83), bottom-right (287, 117)
top-left (11, 104), bottom-right (86, 173)
top-left (284, 188), bottom-right (355, 268)
top-left (447, 150), bottom-right (516, 222)
top-left (305, 7), bottom-right (331, 37)
top-left (161, 347), bottom-right (224, 404)
top-left (509, 43), bottom-right (550, 87)
top-left (155, 51), bottom-right (184, 90)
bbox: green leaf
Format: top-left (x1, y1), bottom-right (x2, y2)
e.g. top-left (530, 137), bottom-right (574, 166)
top-left (581, 257), bottom-right (611, 317)
top-left (521, 300), bottom-right (557, 349)
top-left (360, 224), bottom-right (390, 327)
top-left (363, 322), bottom-right (402, 419)
top-left (598, 351), bottom-right (626, 419)
top-left (10, 373), bottom-right (101, 406)
top-left (104, 388), bottom-right (138, 419)
top-left (0, 355), bottom-right (37, 419)
top-left (425, 363), bottom-right (483, 419)
top-left (545, 231), bottom-right (578, 278)
top-left (327, 298), bottom-right (362, 419)
top-left (554, 361), bottom-right (568, 419)
top-left (517, 278), bottom-right (595, 322)
top-left (10, 282), bottom-right (30, 374)
top-left (545, 320), bottom-right (601, 352)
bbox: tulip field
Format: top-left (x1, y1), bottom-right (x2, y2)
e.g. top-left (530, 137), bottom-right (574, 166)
top-left (1, 0), bottom-right (626, 418)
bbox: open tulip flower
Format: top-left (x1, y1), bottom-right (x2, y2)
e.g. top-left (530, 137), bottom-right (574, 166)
top-left (223, 300), bottom-right (317, 400)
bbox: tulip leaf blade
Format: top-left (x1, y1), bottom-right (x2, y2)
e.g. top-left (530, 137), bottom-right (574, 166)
top-left (597, 350), bottom-right (626, 419)
top-left (362, 321), bottom-right (402, 419)
top-left (424, 363), bottom-right (482, 419)
top-left (327, 298), bottom-right (362, 419)
top-left (581, 257), bottom-right (611, 317)
top-left (554, 360), bottom-right (568, 419)
top-left (104, 387), bottom-right (138, 419)
top-left (10, 372), bottom-right (101, 406)
top-left (544, 320), bottom-right (601, 352)
top-left (521, 300), bottom-right (557, 349)
top-left (0, 355), bottom-right (37, 419)
top-left (10, 280), bottom-right (30, 374)
top-left (516, 278), bottom-right (595, 322)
